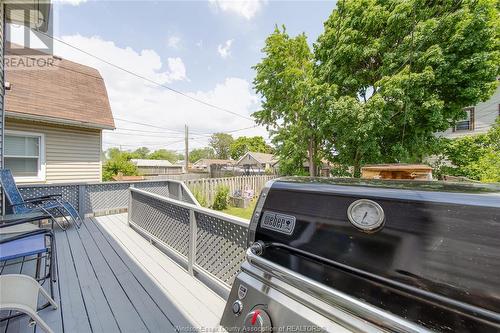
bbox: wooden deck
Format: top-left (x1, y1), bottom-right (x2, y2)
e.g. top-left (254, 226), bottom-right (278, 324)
top-left (0, 214), bottom-right (225, 333)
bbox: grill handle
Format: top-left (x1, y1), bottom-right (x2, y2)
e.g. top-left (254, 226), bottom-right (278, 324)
top-left (246, 242), bottom-right (431, 333)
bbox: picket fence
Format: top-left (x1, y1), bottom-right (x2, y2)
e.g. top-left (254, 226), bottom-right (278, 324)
top-left (184, 175), bottom-right (276, 207)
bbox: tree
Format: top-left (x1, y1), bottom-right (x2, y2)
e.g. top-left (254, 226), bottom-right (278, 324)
top-left (253, 26), bottom-right (332, 176)
top-left (148, 149), bottom-right (178, 163)
top-left (106, 147), bottom-right (122, 160)
top-left (189, 147), bottom-right (215, 163)
top-left (315, 0), bottom-right (499, 176)
top-left (209, 133), bottom-right (234, 159)
top-left (229, 136), bottom-right (273, 160)
top-left (102, 154), bottom-right (139, 181)
top-left (133, 147), bottom-right (150, 159)
top-left (433, 118), bottom-right (500, 182)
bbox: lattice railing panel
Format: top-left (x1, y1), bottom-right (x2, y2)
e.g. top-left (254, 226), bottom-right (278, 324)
top-left (195, 212), bottom-right (247, 286)
top-left (130, 191), bottom-right (190, 257)
top-left (18, 185), bottom-right (80, 211)
top-left (85, 183), bottom-right (130, 214)
top-left (135, 182), bottom-right (170, 198)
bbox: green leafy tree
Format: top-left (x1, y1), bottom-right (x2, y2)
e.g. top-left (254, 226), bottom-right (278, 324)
top-left (229, 136), bottom-right (272, 160)
top-left (148, 149), bottom-right (178, 163)
top-left (209, 133), bottom-right (234, 159)
top-left (314, 0), bottom-right (499, 176)
top-left (253, 26), bottom-right (332, 176)
top-left (434, 118), bottom-right (500, 182)
top-left (189, 147), bottom-right (215, 163)
top-left (102, 154), bottom-right (139, 181)
top-left (106, 147), bottom-right (122, 160)
top-left (133, 147), bottom-right (150, 159)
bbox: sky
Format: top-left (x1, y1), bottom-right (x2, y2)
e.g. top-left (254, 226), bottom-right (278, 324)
top-left (7, 0), bottom-right (337, 154)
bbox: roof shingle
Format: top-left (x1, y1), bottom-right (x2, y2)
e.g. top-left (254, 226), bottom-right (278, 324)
top-left (5, 48), bottom-right (114, 129)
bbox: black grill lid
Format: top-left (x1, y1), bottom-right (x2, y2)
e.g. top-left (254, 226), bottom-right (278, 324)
top-left (250, 177), bottom-right (500, 332)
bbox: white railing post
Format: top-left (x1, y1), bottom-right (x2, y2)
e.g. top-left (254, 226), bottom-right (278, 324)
top-left (188, 209), bottom-right (197, 275)
top-left (128, 184), bottom-right (135, 225)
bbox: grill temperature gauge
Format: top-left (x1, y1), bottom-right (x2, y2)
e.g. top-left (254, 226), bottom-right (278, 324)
top-left (347, 199), bottom-right (385, 232)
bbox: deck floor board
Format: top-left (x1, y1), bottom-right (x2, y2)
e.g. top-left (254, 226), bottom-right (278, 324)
top-left (1, 214), bottom-right (225, 333)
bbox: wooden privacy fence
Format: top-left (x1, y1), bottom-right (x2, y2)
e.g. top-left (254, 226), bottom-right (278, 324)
top-left (184, 175), bottom-right (276, 207)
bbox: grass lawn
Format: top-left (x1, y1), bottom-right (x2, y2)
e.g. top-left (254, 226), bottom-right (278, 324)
top-left (222, 199), bottom-right (257, 220)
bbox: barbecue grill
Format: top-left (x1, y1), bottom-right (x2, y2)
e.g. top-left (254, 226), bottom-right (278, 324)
top-left (220, 177), bottom-right (500, 332)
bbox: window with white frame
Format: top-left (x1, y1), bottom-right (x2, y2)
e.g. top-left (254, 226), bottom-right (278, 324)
top-left (4, 131), bottom-right (45, 181)
top-left (454, 107), bottom-right (475, 131)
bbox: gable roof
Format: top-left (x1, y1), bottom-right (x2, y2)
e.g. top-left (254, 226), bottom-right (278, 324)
top-left (236, 152), bottom-right (275, 165)
top-left (193, 158), bottom-right (233, 166)
top-left (5, 47), bottom-right (115, 130)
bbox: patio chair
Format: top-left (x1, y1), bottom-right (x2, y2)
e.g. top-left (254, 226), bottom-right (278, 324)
top-left (0, 169), bottom-right (82, 230)
top-left (0, 228), bottom-right (56, 301)
top-left (0, 212), bottom-right (51, 237)
top-left (0, 274), bottom-right (57, 333)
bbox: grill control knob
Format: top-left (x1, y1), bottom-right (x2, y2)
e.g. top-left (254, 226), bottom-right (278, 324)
top-left (244, 308), bottom-right (272, 332)
top-left (232, 300), bottom-right (243, 316)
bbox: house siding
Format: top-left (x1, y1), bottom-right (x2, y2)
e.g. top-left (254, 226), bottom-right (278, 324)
top-left (439, 85), bottom-right (500, 139)
top-left (0, 4), bottom-right (4, 168)
top-left (5, 118), bottom-right (102, 183)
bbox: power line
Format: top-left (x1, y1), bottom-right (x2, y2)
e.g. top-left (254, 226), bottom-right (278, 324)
top-left (34, 29), bottom-right (255, 122)
top-left (103, 138), bottom-right (187, 148)
top-left (192, 125), bottom-right (260, 138)
top-left (113, 117), bottom-right (215, 135)
top-left (110, 119), bottom-right (259, 137)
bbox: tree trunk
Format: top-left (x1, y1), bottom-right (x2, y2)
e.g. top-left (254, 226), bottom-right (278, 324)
top-left (353, 150), bottom-right (361, 178)
top-left (308, 138), bottom-right (316, 177)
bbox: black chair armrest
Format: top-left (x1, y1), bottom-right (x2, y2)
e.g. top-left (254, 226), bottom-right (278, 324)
top-left (24, 195), bottom-right (62, 203)
top-left (0, 228), bottom-right (52, 244)
top-left (0, 218), bottom-right (37, 229)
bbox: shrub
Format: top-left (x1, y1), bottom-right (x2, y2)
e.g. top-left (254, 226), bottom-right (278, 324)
top-left (102, 156), bottom-right (139, 181)
top-left (212, 186), bottom-right (229, 211)
top-left (191, 186), bottom-right (208, 207)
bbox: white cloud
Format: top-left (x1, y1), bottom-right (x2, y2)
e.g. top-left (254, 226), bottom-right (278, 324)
top-left (167, 35), bottom-right (181, 49)
top-left (209, 0), bottom-right (266, 20)
top-left (217, 39), bottom-right (233, 59)
top-left (166, 57), bottom-right (187, 81)
top-left (52, 0), bottom-right (87, 6)
top-left (56, 34), bottom-right (187, 84)
top-left (46, 34), bottom-right (262, 151)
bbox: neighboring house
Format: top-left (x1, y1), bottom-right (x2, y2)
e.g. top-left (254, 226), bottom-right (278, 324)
top-left (236, 152), bottom-right (275, 173)
top-left (4, 50), bottom-right (114, 183)
top-left (1, 1), bottom-right (52, 170)
top-left (192, 158), bottom-right (233, 171)
top-left (302, 159), bottom-right (333, 177)
top-left (438, 84), bottom-right (500, 139)
top-left (131, 159), bottom-right (183, 176)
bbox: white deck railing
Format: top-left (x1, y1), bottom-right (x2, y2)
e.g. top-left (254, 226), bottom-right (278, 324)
top-left (128, 187), bottom-right (249, 298)
top-left (17, 179), bottom-right (198, 216)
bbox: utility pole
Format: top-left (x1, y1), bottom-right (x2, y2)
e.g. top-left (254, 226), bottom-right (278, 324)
top-left (184, 124), bottom-right (189, 173)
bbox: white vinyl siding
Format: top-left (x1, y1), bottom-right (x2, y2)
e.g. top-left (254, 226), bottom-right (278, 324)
top-left (5, 118), bottom-right (102, 183)
top-left (438, 84), bottom-right (500, 138)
